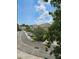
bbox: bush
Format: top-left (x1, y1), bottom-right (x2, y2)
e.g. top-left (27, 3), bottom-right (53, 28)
top-left (31, 27), bottom-right (47, 42)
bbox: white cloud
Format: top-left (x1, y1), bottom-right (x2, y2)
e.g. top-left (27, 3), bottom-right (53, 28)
top-left (35, 4), bottom-right (46, 13)
top-left (35, 14), bottom-right (53, 25)
top-left (35, 0), bottom-right (53, 25)
top-left (47, 0), bottom-right (51, 5)
top-left (48, 16), bottom-right (53, 24)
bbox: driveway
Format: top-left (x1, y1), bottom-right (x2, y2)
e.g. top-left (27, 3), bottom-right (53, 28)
top-left (17, 31), bottom-right (55, 59)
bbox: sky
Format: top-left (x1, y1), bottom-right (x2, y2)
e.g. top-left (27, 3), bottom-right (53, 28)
top-left (18, 0), bottom-right (55, 25)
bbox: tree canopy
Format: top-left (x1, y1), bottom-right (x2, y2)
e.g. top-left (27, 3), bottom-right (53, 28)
top-left (44, 0), bottom-right (61, 59)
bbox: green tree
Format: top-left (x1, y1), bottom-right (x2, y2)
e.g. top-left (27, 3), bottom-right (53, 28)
top-left (31, 27), bottom-right (47, 41)
top-left (44, 0), bottom-right (61, 59)
top-left (24, 25), bottom-right (31, 32)
top-left (22, 24), bottom-right (25, 26)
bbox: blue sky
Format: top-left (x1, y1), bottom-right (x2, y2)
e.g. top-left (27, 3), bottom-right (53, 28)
top-left (18, 0), bottom-right (55, 25)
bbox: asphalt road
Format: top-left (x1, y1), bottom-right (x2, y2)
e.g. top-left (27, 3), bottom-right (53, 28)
top-left (17, 31), bottom-right (55, 59)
